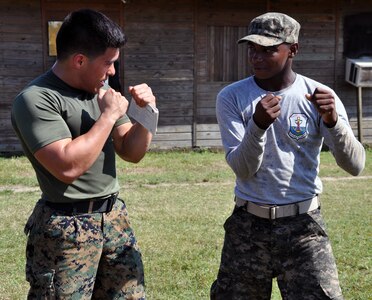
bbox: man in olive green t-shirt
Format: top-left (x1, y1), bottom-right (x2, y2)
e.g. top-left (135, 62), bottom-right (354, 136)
top-left (11, 9), bottom-right (155, 299)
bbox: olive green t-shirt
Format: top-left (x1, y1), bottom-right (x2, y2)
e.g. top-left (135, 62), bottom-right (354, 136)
top-left (11, 70), bottom-right (130, 203)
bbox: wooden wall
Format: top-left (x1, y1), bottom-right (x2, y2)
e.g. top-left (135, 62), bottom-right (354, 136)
top-left (1, 0), bottom-right (372, 154)
top-left (122, 0), bottom-right (195, 149)
top-left (0, 1), bottom-right (43, 152)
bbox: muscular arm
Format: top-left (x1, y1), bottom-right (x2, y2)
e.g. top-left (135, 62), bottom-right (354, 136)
top-left (34, 114), bottom-right (117, 183)
top-left (34, 88), bottom-right (127, 184)
top-left (113, 83), bottom-right (155, 162)
top-left (35, 84), bottom-right (156, 183)
top-left (112, 122), bottom-right (152, 163)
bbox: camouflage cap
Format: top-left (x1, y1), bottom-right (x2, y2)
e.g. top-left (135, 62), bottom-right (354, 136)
top-left (238, 12), bottom-right (300, 46)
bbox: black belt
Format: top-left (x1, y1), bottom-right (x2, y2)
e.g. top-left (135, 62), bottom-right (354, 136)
top-left (43, 193), bottom-right (118, 215)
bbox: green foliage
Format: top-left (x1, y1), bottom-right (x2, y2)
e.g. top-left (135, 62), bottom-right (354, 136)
top-left (0, 149), bottom-right (370, 299)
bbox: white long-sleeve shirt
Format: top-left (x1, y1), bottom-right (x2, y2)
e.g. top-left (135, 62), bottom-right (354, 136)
top-left (216, 74), bottom-right (365, 205)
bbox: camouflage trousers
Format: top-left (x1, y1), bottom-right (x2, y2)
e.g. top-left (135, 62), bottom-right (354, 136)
top-left (24, 198), bottom-right (145, 300)
top-left (210, 205), bottom-right (343, 300)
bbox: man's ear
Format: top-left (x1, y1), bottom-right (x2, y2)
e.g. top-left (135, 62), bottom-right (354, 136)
top-left (289, 43), bottom-right (299, 58)
top-left (72, 54), bottom-right (86, 68)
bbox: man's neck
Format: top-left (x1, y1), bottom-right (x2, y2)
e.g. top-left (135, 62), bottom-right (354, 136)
top-left (52, 61), bottom-right (79, 89)
top-left (254, 69), bottom-right (296, 92)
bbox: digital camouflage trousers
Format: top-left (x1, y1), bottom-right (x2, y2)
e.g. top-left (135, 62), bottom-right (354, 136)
top-left (24, 198), bottom-right (145, 300)
top-left (211, 205), bottom-right (344, 300)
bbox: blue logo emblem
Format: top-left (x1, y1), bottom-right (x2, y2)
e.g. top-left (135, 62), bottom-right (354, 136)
top-left (288, 113), bottom-right (308, 140)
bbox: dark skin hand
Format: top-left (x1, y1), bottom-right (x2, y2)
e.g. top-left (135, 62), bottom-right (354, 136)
top-left (305, 87), bottom-right (338, 128)
top-left (253, 94), bottom-right (282, 130)
top-left (253, 87), bottom-right (338, 130)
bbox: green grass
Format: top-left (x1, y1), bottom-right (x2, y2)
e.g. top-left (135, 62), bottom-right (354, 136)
top-left (0, 149), bottom-right (371, 299)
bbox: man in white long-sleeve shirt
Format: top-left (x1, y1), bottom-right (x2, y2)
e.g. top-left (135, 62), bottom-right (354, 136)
top-left (210, 12), bottom-right (365, 300)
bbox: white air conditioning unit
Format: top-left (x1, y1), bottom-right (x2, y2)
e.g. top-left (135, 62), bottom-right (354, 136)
top-left (345, 58), bottom-right (372, 87)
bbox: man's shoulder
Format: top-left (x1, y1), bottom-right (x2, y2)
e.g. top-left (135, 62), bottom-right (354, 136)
top-left (17, 71), bottom-right (54, 97)
top-left (296, 73), bottom-right (331, 89)
top-left (227, 76), bottom-right (253, 88)
top-left (16, 70), bottom-right (77, 106)
top-left (218, 77), bottom-right (254, 96)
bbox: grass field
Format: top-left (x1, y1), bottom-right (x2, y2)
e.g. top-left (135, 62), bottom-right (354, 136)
top-left (0, 149), bottom-right (371, 299)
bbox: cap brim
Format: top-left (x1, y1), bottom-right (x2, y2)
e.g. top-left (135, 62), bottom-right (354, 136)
top-left (238, 35), bottom-right (283, 46)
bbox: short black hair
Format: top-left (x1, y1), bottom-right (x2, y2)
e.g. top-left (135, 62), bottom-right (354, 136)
top-left (56, 9), bottom-right (127, 60)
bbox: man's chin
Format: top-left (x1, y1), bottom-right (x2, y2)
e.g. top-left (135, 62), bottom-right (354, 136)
top-left (94, 82), bottom-right (106, 93)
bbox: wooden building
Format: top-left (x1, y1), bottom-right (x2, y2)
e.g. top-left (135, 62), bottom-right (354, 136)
top-left (1, 0), bottom-right (372, 153)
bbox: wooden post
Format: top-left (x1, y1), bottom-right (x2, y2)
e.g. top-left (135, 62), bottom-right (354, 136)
top-left (356, 86), bottom-right (363, 143)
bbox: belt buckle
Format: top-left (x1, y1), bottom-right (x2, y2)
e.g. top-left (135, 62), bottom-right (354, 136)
top-left (106, 194), bottom-right (116, 212)
top-left (270, 206), bottom-right (277, 219)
